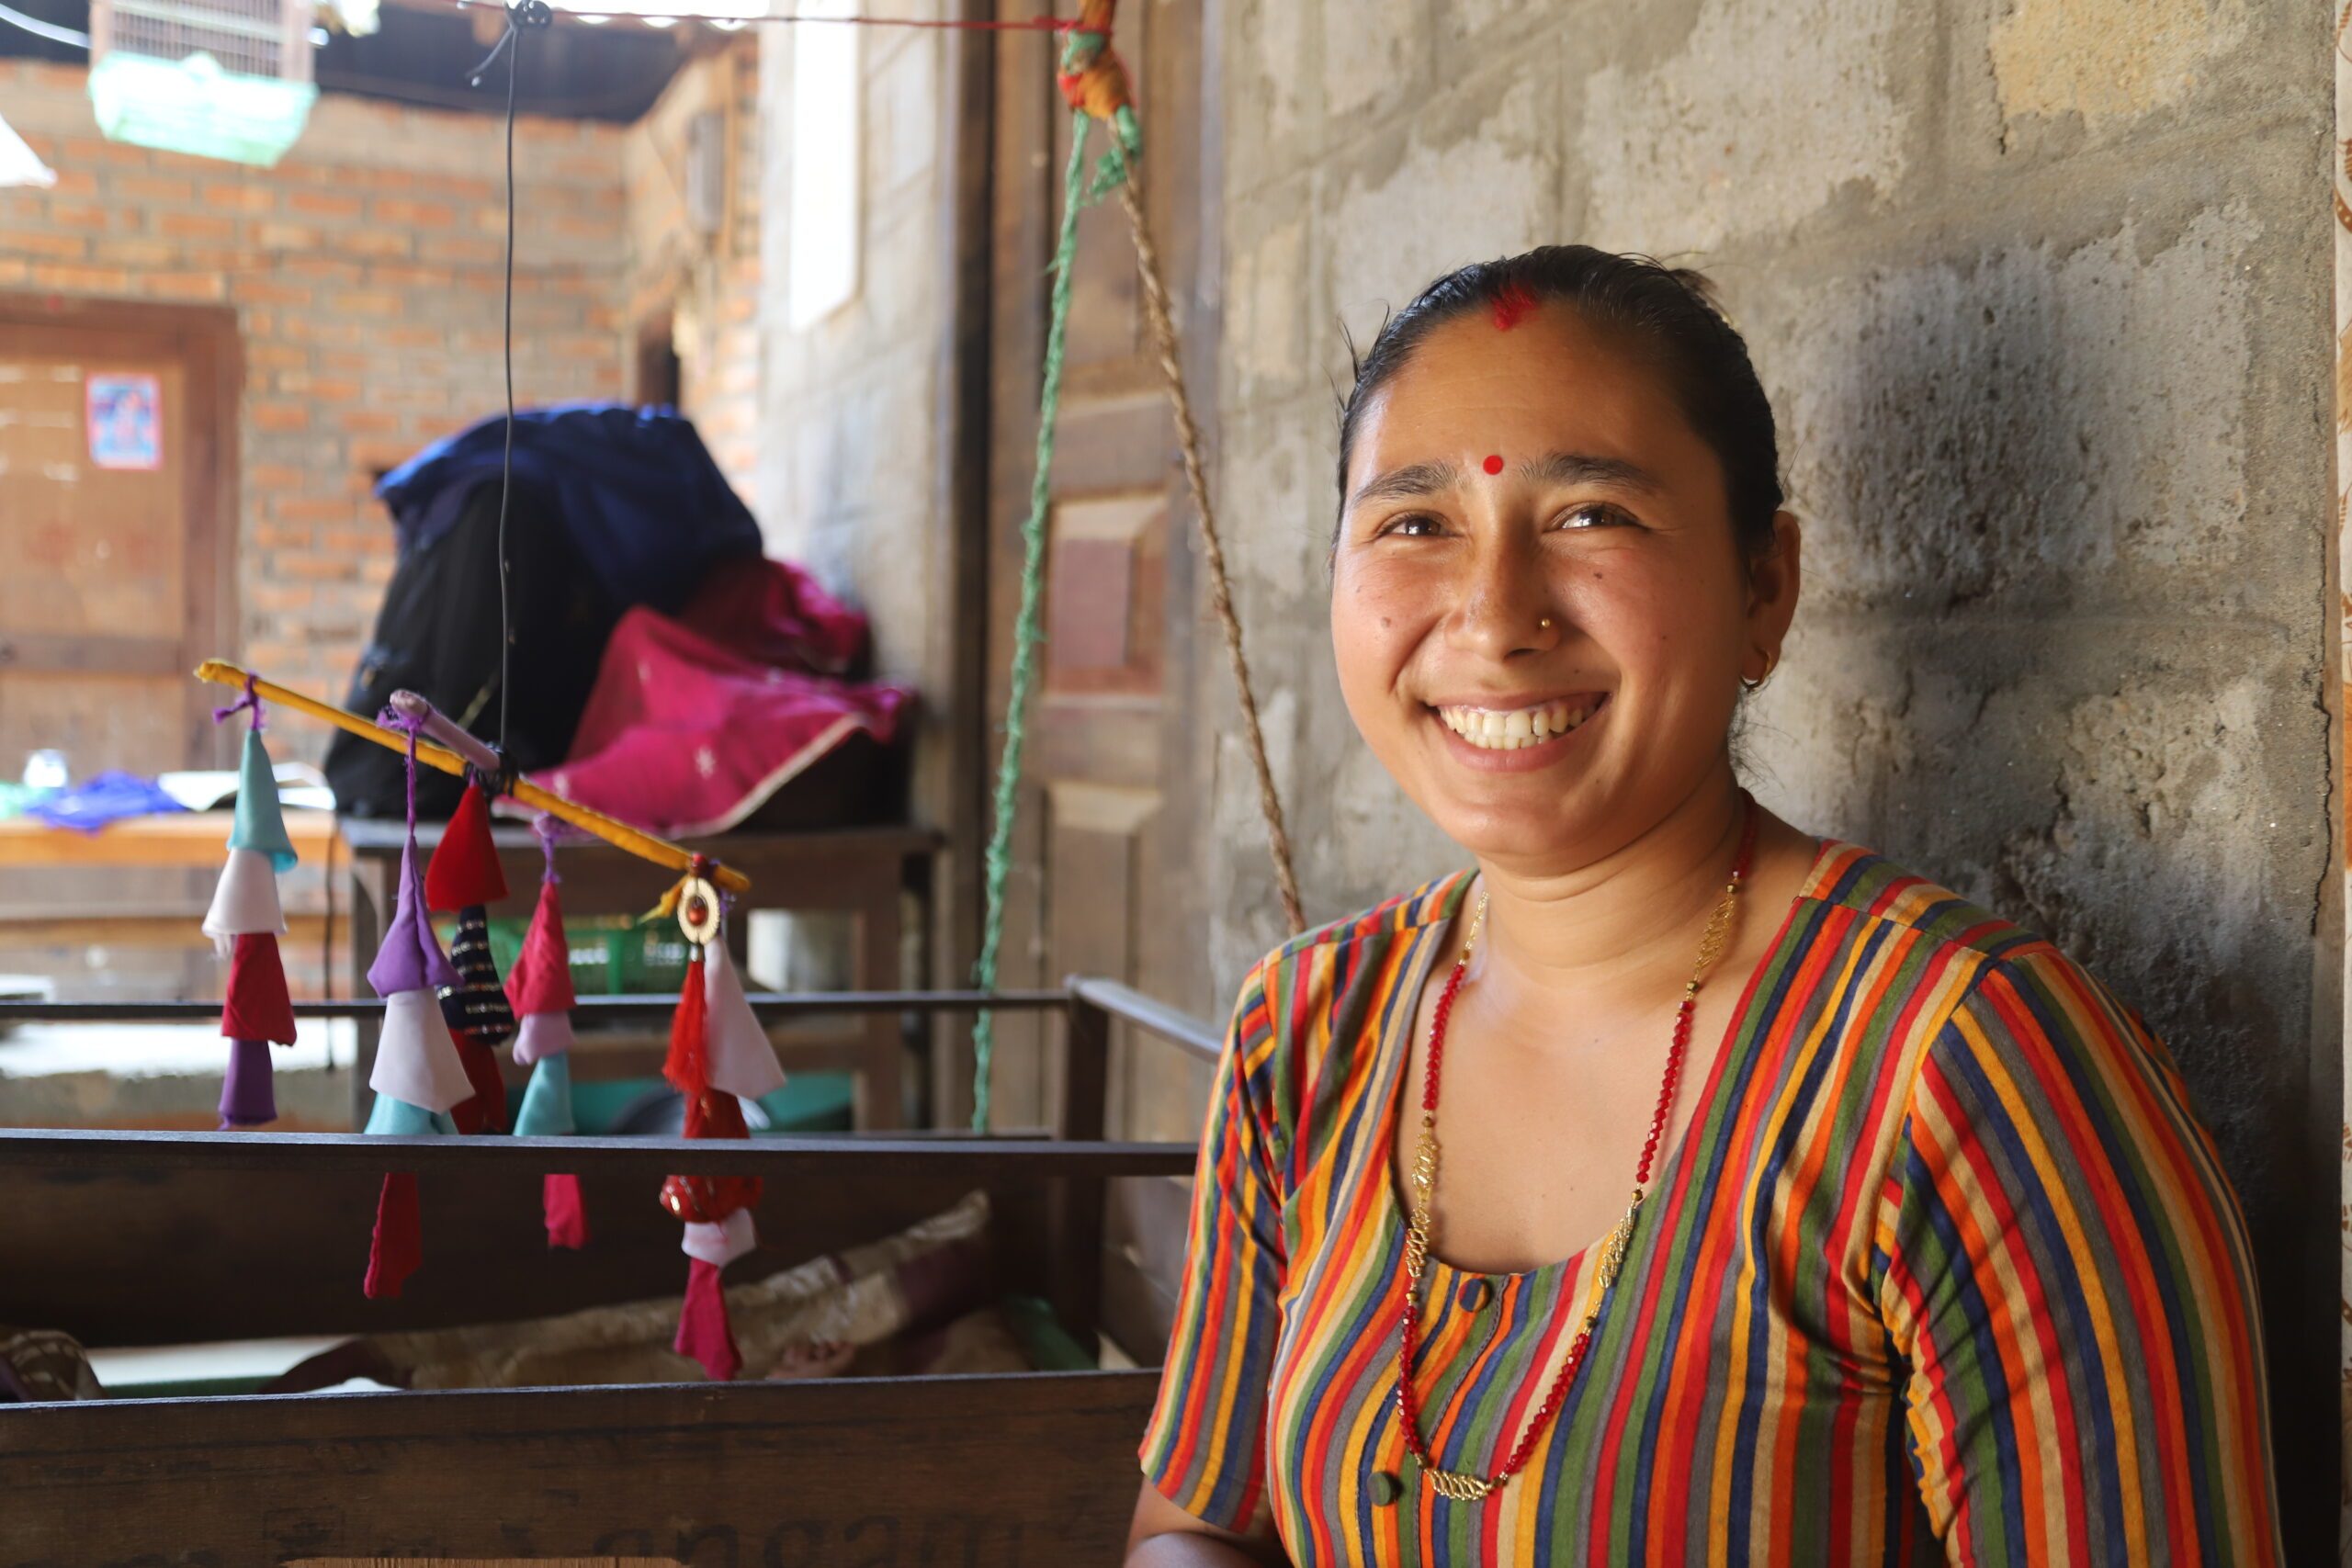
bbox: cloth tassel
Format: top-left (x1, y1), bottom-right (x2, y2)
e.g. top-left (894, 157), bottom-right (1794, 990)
top-left (221, 931), bottom-right (298, 1045)
top-left (364, 1172), bottom-right (424, 1299)
top-left (512, 1009), bottom-right (575, 1067)
top-left (204, 847), bottom-right (286, 953)
top-left (673, 1257), bottom-right (741, 1382)
top-left (424, 782), bottom-right (510, 909)
top-left (440, 905), bottom-right (518, 1046)
top-left (514, 1051), bottom-right (575, 1136)
top-left (370, 988), bottom-right (474, 1112)
top-left (448, 1029), bottom-right (509, 1136)
top-left (662, 952), bottom-right (710, 1098)
top-left (543, 1172), bottom-right (588, 1250)
top-left (217, 1039), bottom-right (277, 1128)
top-left (703, 941), bottom-right (786, 1103)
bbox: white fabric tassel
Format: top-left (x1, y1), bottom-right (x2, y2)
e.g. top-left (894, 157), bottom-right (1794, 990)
top-left (369, 989), bottom-right (475, 1112)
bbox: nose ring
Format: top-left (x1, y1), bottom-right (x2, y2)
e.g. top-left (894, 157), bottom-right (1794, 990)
top-left (1536, 615), bottom-right (1555, 632)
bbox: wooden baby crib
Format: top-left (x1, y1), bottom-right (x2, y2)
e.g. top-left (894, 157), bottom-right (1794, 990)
top-left (0, 980), bottom-right (1216, 1565)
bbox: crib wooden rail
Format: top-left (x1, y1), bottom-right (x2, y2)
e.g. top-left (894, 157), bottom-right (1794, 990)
top-left (0, 978), bottom-right (1220, 1567)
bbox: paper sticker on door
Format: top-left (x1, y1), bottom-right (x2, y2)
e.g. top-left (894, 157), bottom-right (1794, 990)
top-left (85, 373), bottom-right (161, 470)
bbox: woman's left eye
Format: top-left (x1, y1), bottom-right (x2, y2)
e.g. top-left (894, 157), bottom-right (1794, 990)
top-left (1553, 502), bottom-right (1637, 531)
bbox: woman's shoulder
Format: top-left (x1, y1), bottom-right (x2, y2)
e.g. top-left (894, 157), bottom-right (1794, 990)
top-left (1797, 837), bottom-right (2054, 970)
top-left (1238, 870), bottom-right (1472, 999)
top-left (1219, 872), bottom-right (1468, 1072)
top-left (1794, 837), bottom-right (2148, 1040)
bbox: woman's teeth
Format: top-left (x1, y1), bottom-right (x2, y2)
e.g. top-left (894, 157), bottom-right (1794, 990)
top-left (1437, 696), bottom-right (1604, 750)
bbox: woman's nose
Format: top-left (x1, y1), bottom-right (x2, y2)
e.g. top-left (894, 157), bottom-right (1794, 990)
top-left (1448, 537), bottom-right (1560, 660)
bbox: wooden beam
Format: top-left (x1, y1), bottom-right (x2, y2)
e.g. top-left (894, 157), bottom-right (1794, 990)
top-left (0, 1126), bottom-right (1195, 1180)
top-left (0, 1371), bottom-right (1159, 1563)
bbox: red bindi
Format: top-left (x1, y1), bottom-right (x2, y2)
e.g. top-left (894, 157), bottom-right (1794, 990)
top-left (1482, 454), bottom-right (1505, 476)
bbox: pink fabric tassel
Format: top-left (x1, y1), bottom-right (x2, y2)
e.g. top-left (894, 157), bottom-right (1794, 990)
top-left (543, 1172), bottom-right (588, 1250)
top-left (674, 1257), bottom-right (741, 1382)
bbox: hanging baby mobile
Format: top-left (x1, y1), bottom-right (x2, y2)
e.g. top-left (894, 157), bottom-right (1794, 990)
top-left (357, 708), bottom-right (475, 1299)
top-left (203, 680), bottom-right (300, 1130)
top-left (509, 818), bottom-right (587, 1248)
top-left (653, 865), bottom-right (788, 1381)
top-left (180, 0), bottom-right (1308, 1382)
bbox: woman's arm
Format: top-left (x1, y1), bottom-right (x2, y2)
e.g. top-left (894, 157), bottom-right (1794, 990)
top-left (1125, 1481), bottom-right (1287, 1565)
top-left (1875, 947), bottom-right (2282, 1563)
top-left (1130, 957), bottom-right (1293, 1557)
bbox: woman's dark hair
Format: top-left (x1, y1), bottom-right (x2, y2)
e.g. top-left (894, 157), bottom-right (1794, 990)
top-left (1335, 246), bottom-right (1785, 566)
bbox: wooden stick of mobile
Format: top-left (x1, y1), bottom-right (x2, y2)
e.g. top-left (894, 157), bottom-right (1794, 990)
top-left (194, 660), bottom-right (751, 897)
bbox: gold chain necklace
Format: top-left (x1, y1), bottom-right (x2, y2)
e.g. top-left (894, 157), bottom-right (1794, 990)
top-left (1395, 800), bottom-right (1758, 1502)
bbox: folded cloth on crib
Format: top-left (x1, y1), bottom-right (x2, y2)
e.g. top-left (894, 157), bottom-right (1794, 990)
top-left (272, 1190), bottom-right (992, 1392)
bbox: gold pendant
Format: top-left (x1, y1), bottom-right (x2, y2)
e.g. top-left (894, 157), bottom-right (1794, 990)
top-left (1421, 1465), bottom-right (1503, 1502)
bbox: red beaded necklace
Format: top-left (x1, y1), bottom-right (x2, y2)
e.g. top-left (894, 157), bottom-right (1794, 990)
top-left (1394, 798), bottom-right (1759, 1503)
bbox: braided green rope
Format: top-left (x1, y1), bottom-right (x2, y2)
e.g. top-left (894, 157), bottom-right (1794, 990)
top-left (969, 109), bottom-right (1100, 1133)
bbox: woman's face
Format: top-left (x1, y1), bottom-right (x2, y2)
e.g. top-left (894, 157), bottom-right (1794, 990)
top-left (1329, 304), bottom-right (1797, 868)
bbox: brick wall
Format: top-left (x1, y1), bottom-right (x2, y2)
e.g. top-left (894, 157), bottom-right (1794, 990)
top-left (0, 61), bottom-right (631, 759)
top-left (623, 39), bottom-right (762, 498)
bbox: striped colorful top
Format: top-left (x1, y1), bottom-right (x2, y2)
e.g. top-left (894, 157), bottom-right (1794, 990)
top-left (1139, 840), bottom-right (2280, 1563)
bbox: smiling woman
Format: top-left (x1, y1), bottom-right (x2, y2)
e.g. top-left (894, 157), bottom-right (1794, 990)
top-left (1123, 248), bottom-right (2284, 1565)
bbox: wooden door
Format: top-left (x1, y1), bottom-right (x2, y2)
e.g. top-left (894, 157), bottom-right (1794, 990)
top-left (967, 0), bottom-right (1214, 1144)
top-left (0, 302), bottom-right (240, 995)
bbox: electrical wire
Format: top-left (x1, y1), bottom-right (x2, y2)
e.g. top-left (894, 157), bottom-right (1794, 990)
top-left (494, 13), bottom-right (520, 761)
top-left (464, 4), bottom-right (544, 764)
top-left (0, 0), bottom-right (89, 48)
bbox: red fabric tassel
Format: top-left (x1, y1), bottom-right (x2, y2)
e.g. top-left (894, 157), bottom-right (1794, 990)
top-left (221, 931), bottom-right (298, 1044)
top-left (673, 1256), bottom-right (741, 1382)
top-left (424, 783), bottom-right (509, 911)
top-left (662, 952), bottom-right (710, 1098)
top-left (364, 1172), bottom-right (423, 1299)
top-left (543, 1172), bottom-right (588, 1249)
top-left (447, 1028), bottom-right (509, 1135)
top-left (660, 1090), bottom-right (761, 1223)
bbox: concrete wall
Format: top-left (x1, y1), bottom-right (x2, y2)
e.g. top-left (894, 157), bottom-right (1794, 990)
top-left (753, 20), bottom-right (959, 832)
top-left (1204, 0), bottom-right (2333, 1512)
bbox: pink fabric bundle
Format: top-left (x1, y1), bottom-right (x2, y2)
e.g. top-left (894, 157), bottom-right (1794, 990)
top-left (532, 559), bottom-right (912, 837)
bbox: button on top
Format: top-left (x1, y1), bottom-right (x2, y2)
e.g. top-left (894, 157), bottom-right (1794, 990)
top-left (1458, 1278), bottom-right (1491, 1312)
top-left (1369, 1470), bottom-right (1404, 1506)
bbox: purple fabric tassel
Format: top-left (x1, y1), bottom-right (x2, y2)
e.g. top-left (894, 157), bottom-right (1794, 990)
top-left (218, 1039), bottom-right (277, 1129)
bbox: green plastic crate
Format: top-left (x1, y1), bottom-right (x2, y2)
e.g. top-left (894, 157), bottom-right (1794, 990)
top-left (464, 914), bottom-right (696, 997)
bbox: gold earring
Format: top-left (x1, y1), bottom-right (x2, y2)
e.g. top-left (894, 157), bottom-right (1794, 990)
top-left (1741, 649), bottom-right (1778, 693)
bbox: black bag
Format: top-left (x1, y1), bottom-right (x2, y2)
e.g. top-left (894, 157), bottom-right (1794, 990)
top-left (324, 482), bottom-right (618, 819)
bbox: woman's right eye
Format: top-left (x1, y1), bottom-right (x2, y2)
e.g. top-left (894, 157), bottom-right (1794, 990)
top-left (1381, 513), bottom-right (1445, 539)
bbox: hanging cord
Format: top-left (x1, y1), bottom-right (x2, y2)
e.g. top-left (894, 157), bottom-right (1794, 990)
top-left (1117, 176), bottom-right (1304, 934)
top-left (469, 0), bottom-right (549, 763)
top-left (211, 674), bottom-right (267, 733)
top-left (377, 705), bottom-right (429, 835)
top-left (968, 108), bottom-right (1105, 1134)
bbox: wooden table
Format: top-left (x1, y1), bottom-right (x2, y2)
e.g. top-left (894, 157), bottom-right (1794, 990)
top-left (338, 820), bottom-right (940, 1130)
top-left (0, 810), bottom-right (341, 947)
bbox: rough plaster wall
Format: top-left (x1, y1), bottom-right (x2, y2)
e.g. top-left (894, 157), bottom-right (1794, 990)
top-left (754, 22), bottom-right (950, 747)
top-left (1204, 0), bottom-right (2332, 1457)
